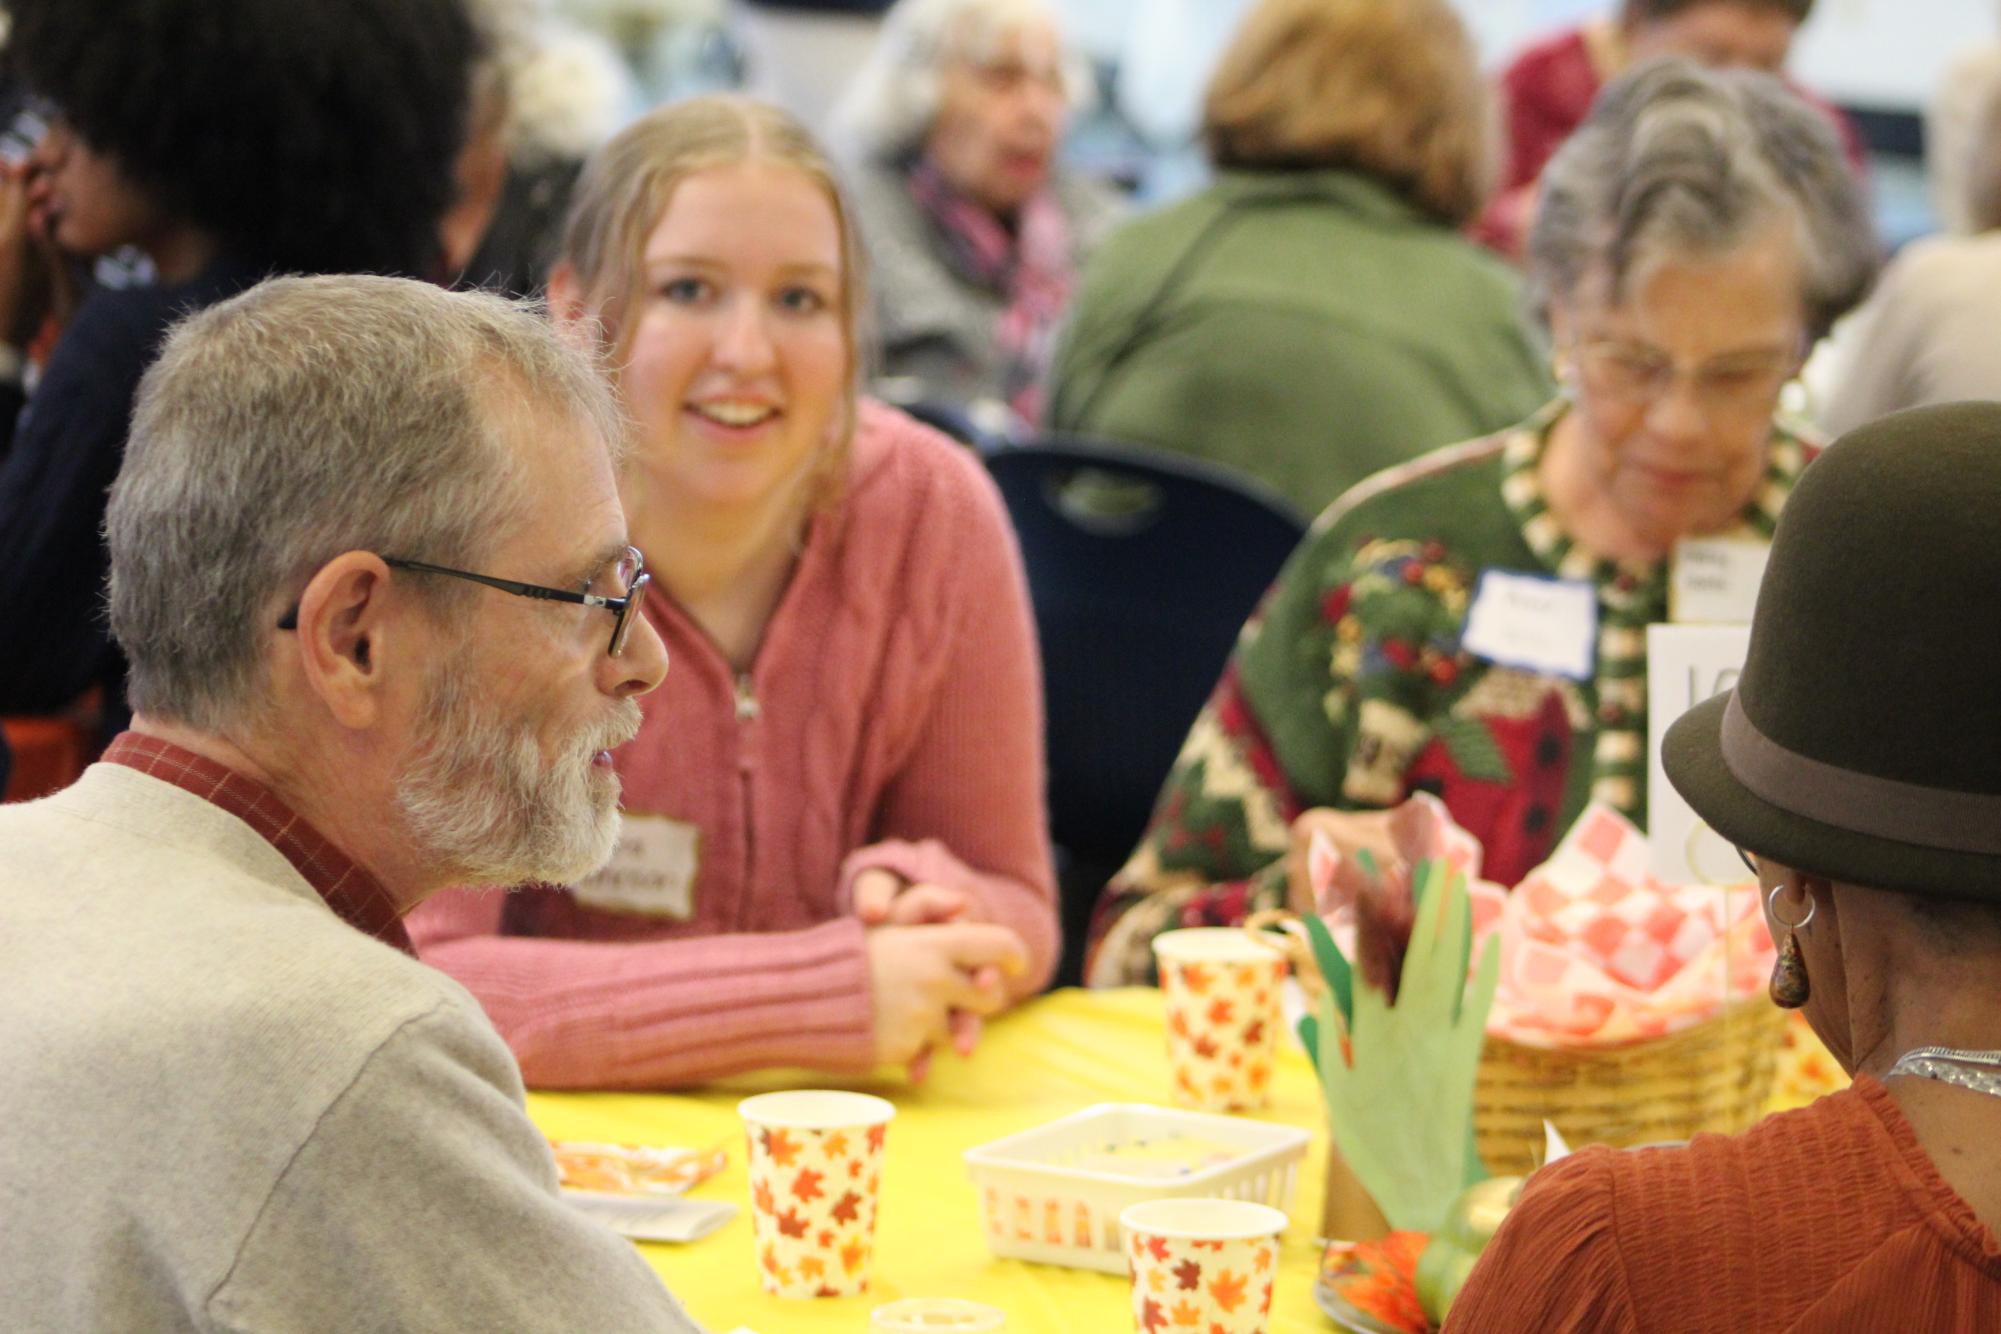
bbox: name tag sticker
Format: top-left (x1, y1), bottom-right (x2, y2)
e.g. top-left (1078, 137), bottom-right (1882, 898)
top-left (571, 813), bottom-right (700, 920)
top-left (1460, 570), bottom-right (1597, 681)
top-left (1670, 537), bottom-right (1768, 624)
top-left (1645, 623), bottom-right (1752, 883)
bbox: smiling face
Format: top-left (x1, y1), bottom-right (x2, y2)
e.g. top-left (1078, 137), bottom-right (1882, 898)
top-left (1548, 222), bottom-right (1806, 554)
top-left (922, 19), bottom-right (1069, 216)
top-left (613, 162), bottom-right (849, 524)
top-left (1627, 2), bottom-right (1799, 74)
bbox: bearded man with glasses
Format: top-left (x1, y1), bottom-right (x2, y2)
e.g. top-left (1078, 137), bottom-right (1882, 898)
top-left (0, 275), bottom-right (697, 1330)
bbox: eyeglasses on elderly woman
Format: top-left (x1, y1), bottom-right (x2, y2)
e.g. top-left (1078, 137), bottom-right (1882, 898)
top-left (1567, 336), bottom-right (1803, 418)
top-left (276, 545), bottom-right (651, 658)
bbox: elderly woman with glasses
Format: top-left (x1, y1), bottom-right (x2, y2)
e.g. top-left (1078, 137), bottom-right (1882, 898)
top-left (830, 0), bottom-right (1121, 428)
top-left (1084, 60), bottom-right (1879, 987)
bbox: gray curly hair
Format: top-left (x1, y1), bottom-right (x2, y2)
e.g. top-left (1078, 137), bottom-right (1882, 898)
top-left (1527, 59), bottom-right (1878, 340)
top-left (830, 0), bottom-right (1093, 164)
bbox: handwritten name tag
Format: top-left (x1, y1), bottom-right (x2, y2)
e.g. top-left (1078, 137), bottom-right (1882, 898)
top-left (1460, 570), bottom-right (1597, 681)
top-left (1645, 623), bottom-right (1752, 883)
top-left (1670, 537), bottom-right (1768, 625)
top-left (571, 812), bottom-right (700, 920)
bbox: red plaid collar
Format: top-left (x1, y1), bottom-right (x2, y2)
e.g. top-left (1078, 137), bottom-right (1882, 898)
top-left (102, 731), bottom-right (415, 956)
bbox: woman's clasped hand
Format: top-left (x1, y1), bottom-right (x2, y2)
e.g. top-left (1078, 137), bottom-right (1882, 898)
top-left (853, 866), bottom-right (1029, 1078)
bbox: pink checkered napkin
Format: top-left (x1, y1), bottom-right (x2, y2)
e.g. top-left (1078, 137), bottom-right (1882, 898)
top-left (1489, 805), bottom-right (1775, 1047)
top-left (1307, 799), bottom-right (1773, 1048)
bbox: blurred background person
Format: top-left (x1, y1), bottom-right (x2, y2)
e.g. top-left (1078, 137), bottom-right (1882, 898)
top-left (449, 0), bottom-right (636, 298)
top-left (0, 0), bottom-right (479, 741)
top-left (1926, 6), bottom-right (2001, 236)
top-left (1481, 0), bottom-right (1864, 257)
top-left (1453, 401), bottom-right (2001, 1329)
top-left (832, 0), bottom-right (1122, 432)
top-left (1044, 0), bottom-right (1549, 517)
top-left (1819, 74), bottom-right (2001, 435)
top-left (410, 96), bottom-right (1058, 1089)
top-left (1085, 61), bottom-right (1878, 986)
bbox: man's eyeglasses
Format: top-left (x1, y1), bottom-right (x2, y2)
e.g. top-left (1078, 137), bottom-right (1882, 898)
top-left (1736, 845), bottom-right (1758, 878)
top-left (278, 546), bottom-right (651, 658)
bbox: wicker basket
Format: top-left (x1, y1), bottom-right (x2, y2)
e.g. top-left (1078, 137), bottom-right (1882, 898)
top-left (1471, 998), bottom-right (1786, 1175)
top-left (1246, 912), bottom-right (1788, 1233)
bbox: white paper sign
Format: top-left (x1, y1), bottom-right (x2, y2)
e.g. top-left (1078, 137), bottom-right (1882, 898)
top-left (1670, 537), bottom-right (1769, 625)
top-left (1646, 624), bottom-right (1752, 884)
top-left (571, 812), bottom-right (700, 919)
top-left (1461, 571), bottom-right (1597, 681)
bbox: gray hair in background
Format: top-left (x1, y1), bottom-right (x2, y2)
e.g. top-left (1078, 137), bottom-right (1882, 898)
top-left (107, 274), bottom-right (627, 732)
top-left (1526, 59), bottom-right (1879, 340)
top-left (830, 0), bottom-right (1093, 164)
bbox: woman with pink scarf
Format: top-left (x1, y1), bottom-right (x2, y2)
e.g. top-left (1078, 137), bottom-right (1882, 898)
top-left (833, 0), bottom-right (1122, 432)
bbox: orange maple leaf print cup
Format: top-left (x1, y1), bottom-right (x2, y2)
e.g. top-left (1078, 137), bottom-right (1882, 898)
top-left (1120, 1198), bottom-right (1287, 1334)
top-left (738, 1090), bottom-right (895, 1297)
top-left (1153, 929), bottom-right (1289, 1112)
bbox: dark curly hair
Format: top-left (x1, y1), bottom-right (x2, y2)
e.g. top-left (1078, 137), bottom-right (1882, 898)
top-left (8, 0), bottom-right (480, 277)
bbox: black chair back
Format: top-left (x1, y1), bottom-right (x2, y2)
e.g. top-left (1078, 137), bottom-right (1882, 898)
top-left (986, 436), bottom-right (1307, 984)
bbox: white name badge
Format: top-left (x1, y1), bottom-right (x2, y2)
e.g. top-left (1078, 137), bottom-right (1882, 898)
top-left (1645, 623), bottom-right (1752, 884)
top-left (1460, 570), bottom-right (1598, 681)
top-left (570, 812), bottom-right (700, 920)
top-left (1669, 537), bottom-right (1768, 625)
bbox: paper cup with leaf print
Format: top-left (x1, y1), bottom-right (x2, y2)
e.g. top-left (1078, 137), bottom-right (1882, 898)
top-left (738, 1090), bottom-right (895, 1298)
top-left (1120, 1198), bottom-right (1287, 1334)
top-left (1153, 928), bottom-right (1288, 1112)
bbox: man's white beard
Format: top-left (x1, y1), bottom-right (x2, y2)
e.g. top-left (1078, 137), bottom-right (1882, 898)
top-left (395, 658), bottom-right (640, 887)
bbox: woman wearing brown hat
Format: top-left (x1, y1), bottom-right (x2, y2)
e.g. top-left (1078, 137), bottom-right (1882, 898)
top-left (1450, 400), bottom-right (2001, 1329)
top-left (1084, 60), bottom-right (1879, 987)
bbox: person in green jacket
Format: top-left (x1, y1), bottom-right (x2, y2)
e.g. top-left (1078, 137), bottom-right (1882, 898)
top-left (1044, 0), bottom-right (1551, 517)
top-left (1084, 60), bottom-right (1881, 987)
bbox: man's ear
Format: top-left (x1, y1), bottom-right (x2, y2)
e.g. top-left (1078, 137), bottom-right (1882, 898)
top-left (289, 551), bottom-right (402, 729)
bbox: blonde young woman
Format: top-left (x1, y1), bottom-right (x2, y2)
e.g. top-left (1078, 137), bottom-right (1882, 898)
top-left (409, 96), bottom-right (1058, 1088)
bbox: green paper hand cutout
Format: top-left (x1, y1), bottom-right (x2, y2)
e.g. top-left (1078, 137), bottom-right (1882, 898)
top-left (1314, 858), bottom-right (1500, 1234)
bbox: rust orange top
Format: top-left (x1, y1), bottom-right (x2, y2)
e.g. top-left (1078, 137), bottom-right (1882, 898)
top-left (1448, 1077), bottom-right (2001, 1332)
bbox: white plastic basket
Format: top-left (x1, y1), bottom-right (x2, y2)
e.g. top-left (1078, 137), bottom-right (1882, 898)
top-left (961, 1103), bottom-right (1310, 1273)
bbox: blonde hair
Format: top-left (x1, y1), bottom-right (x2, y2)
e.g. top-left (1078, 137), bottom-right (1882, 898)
top-left (557, 95), bottom-right (869, 501)
top-left (1200, 0), bottom-right (1495, 227)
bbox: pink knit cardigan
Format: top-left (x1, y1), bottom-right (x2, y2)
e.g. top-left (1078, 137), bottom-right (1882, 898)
top-left (408, 402), bottom-right (1058, 1088)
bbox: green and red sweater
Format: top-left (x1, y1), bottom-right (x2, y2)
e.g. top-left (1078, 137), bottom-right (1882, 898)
top-left (1085, 403), bottom-right (1814, 986)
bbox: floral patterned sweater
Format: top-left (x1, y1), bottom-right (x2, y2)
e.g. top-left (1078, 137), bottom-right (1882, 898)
top-left (1085, 403), bottom-right (1813, 986)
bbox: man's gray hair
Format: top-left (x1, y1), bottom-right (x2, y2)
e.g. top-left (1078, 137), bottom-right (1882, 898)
top-left (830, 0), bottom-right (1092, 164)
top-left (106, 273), bottom-right (626, 731)
top-left (1526, 59), bottom-right (1879, 340)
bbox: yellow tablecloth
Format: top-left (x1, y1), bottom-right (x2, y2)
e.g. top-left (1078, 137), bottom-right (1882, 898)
top-left (527, 987), bottom-right (1848, 1332)
top-left (526, 988), bottom-right (1337, 1333)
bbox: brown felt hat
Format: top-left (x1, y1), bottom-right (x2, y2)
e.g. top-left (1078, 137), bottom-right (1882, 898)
top-left (1663, 401), bottom-right (2001, 902)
